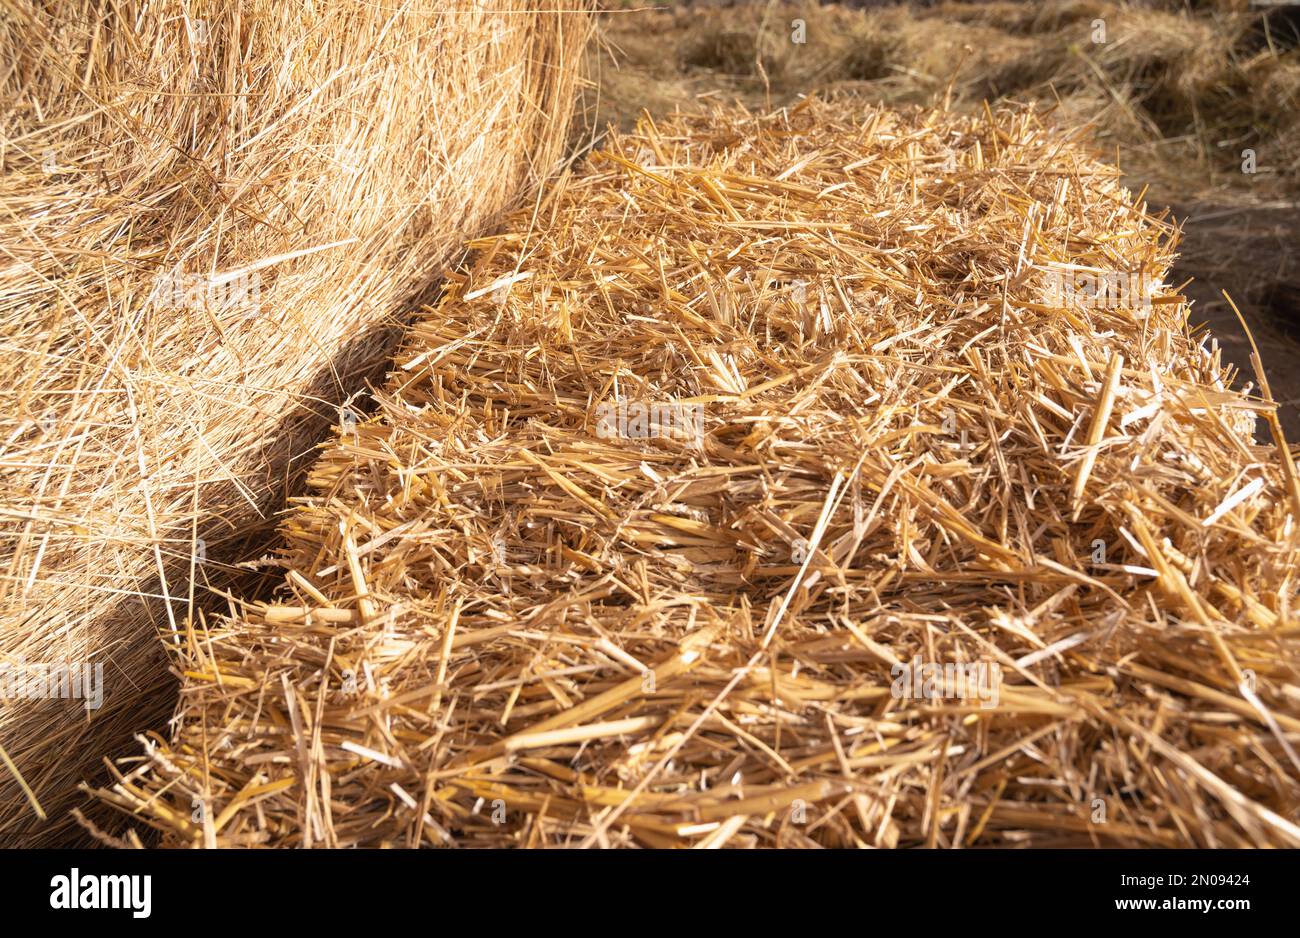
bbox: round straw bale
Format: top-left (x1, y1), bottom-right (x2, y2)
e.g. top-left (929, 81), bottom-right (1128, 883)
top-left (0, 0), bottom-right (590, 845)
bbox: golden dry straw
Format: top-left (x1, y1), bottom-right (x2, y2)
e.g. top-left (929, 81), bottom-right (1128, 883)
top-left (0, 0), bottom-right (592, 845)
top-left (610, 0), bottom-right (1300, 184)
top-left (93, 96), bottom-right (1300, 848)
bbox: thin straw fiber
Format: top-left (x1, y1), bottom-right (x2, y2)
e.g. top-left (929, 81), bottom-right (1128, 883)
top-left (95, 98), bottom-right (1300, 848)
top-left (0, 0), bottom-right (591, 845)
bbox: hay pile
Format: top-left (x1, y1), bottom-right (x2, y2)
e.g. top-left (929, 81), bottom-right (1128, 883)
top-left (0, 0), bottom-right (590, 845)
top-left (614, 1), bottom-right (1300, 185)
top-left (94, 97), bottom-right (1300, 848)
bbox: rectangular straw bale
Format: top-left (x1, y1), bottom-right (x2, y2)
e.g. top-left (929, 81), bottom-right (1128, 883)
top-left (90, 96), bottom-right (1300, 848)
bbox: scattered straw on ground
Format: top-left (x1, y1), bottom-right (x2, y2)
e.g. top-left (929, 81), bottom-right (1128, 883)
top-left (93, 96), bottom-right (1300, 848)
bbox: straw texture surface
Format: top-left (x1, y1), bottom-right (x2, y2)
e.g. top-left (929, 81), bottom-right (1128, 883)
top-left (93, 98), bottom-right (1300, 848)
top-left (0, 0), bottom-right (591, 845)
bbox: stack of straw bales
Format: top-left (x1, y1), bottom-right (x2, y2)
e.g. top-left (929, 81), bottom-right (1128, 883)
top-left (93, 98), bottom-right (1300, 848)
top-left (0, 0), bottom-right (590, 845)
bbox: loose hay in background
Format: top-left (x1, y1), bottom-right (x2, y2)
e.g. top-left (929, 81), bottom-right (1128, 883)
top-left (94, 96), bottom-right (1300, 848)
top-left (592, 0), bottom-right (1300, 439)
top-left (0, 0), bottom-right (591, 846)
top-left (601, 1), bottom-right (1300, 185)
